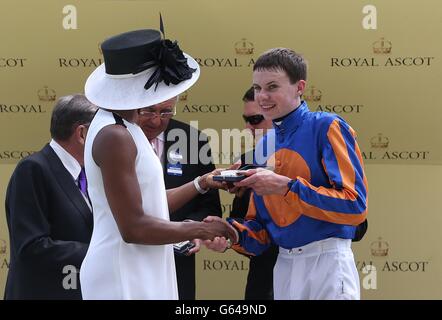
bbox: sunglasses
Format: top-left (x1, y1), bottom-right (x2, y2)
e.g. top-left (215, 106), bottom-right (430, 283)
top-left (242, 114), bottom-right (265, 125)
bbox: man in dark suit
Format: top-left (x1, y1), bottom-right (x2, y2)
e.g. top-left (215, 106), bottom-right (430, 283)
top-left (138, 96), bottom-right (222, 300)
top-left (4, 94), bottom-right (97, 299)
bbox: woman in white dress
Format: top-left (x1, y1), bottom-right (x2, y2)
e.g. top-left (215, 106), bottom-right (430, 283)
top-left (80, 28), bottom-right (238, 299)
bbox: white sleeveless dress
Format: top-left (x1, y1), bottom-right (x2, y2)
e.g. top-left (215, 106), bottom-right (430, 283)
top-left (80, 109), bottom-right (178, 300)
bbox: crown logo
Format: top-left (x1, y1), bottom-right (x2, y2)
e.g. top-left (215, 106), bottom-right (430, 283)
top-left (370, 133), bottom-right (389, 148)
top-left (38, 86), bottom-right (56, 102)
top-left (179, 91), bottom-right (188, 101)
top-left (372, 37), bottom-right (392, 54)
top-left (370, 237), bottom-right (389, 257)
top-left (303, 86), bottom-right (322, 102)
top-left (0, 239), bottom-right (6, 255)
top-left (235, 38), bottom-right (254, 55)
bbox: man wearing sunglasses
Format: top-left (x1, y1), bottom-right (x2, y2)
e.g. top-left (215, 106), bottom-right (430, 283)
top-left (138, 96), bottom-right (222, 300)
top-left (242, 87), bottom-right (273, 142)
top-left (230, 87), bottom-right (277, 300)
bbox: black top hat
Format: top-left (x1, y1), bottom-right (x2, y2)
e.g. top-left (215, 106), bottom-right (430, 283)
top-left (101, 29), bottom-right (196, 90)
top-left (101, 29), bottom-right (162, 76)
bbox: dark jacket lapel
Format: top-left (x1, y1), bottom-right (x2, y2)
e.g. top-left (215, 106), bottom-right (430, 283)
top-left (41, 144), bottom-right (93, 230)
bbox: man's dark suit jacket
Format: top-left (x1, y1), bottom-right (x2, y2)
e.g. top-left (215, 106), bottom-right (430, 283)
top-left (163, 119), bottom-right (222, 300)
top-left (4, 144), bottom-right (93, 300)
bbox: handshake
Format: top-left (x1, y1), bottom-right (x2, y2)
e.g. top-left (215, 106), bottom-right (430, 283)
top-left (177, 216), bottom-right (238, 256)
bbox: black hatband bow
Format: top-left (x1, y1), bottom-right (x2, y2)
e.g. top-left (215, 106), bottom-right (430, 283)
top-left (132, 14), bottom-right (196, 90)
top-left (144, 39), bottom-right (196, 90)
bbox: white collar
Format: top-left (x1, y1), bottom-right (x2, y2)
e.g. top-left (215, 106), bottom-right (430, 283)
top-left (49, 139), bottom-right (82, 180)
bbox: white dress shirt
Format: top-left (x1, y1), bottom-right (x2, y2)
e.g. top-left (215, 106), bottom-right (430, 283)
top-left (49, 139), bottom-right (91, 209)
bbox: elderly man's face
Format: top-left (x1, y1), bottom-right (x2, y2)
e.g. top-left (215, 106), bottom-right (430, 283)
top-left (138, 97), bottom-right (177, 140)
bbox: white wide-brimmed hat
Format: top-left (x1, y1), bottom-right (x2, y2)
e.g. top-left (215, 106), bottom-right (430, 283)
top-left (85, 29), bottom-right (200, 110)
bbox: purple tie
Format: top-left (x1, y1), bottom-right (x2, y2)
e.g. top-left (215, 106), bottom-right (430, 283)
top-left (78, 167), bottom-right (88, 196)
